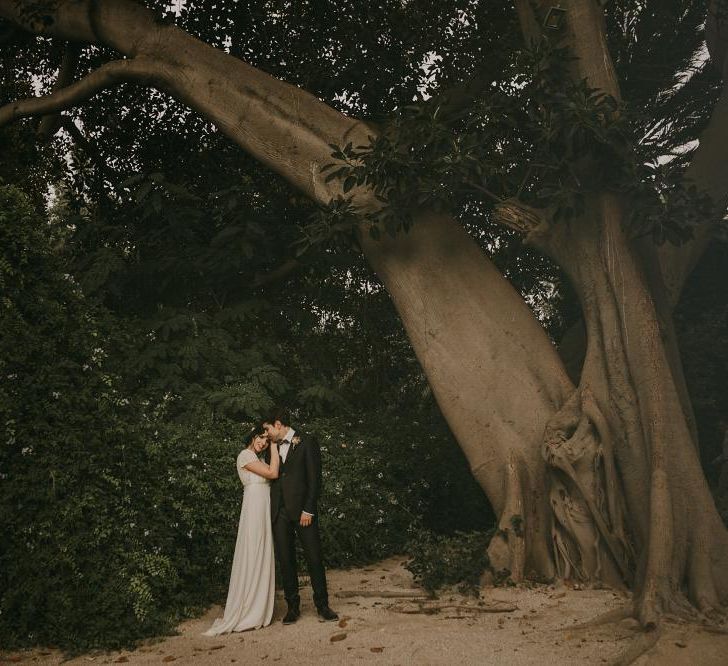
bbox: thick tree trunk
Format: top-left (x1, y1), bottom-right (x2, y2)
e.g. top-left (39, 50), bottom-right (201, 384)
top-left (532, 194), bottom-right (728, 625)
top-left (359, 211), bottom-right (574, 580)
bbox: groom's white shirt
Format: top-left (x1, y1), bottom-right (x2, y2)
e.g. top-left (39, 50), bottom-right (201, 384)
top-left (279, 427), bottom-right (313, 518)
top-left (279, 427), bottom-right (295, 463)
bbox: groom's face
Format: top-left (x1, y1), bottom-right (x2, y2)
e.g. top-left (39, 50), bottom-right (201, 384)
top-left (262, 420), bottom-right (285, 442)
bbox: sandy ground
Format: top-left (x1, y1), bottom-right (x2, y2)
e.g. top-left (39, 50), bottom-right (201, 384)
top-left (2, 557), bottom-right (728, 665)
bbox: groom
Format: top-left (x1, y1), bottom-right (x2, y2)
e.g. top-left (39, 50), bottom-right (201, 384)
top-left (261, 409), bottom-right (338, 624)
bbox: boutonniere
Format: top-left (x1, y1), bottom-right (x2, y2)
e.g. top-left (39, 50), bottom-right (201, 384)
top-left (291, 435), bottom-right (302, 448)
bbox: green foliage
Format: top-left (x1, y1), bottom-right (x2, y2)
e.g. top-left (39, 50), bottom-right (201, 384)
top-left (0, 185), bottom-right (251, 650)
top-left (0, 179), bottom-right (493, 651)
top-left (309, 416), bottom-right (493, 567)
top-left (314, 24), bottom-right (721, 249)
top-left (404, 528), bottom-right (493, 595)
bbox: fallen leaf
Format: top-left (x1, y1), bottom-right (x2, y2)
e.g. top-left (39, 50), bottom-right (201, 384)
top-left (675, 641), bottom-right (687, 648)
top-left (338, 619), bottom-right (348, 628)
top-left (370, 647), bottom-right (384, 653)
top-left (210, 645), bottom-right (225, 650)
top-left (330, 633), bottom-right (347, 642)
top-left (162, 657), bottom-right (176, 662)
top-left (114, 658), bottom-right (129, 663)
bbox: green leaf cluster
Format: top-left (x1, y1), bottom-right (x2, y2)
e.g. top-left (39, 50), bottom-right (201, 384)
top-left (404, 528), bottom-right (493, 595)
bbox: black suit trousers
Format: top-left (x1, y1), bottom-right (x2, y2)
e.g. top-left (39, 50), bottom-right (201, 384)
top-left (272, 502), bottom-right (328, 609)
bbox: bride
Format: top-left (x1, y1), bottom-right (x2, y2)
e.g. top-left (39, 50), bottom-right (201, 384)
top-left (204, 429), bottom-right (280, 635)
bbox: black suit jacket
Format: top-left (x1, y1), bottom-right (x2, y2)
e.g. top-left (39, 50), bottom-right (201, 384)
top-left (268, 430), bottom-right (322, 521)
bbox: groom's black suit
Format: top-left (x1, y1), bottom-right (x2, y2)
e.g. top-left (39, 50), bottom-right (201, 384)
top-left (267, 429), bottom-right (329, 610)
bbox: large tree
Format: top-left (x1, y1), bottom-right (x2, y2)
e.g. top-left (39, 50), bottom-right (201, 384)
top-left (2, 0), bottom-right (727, 628)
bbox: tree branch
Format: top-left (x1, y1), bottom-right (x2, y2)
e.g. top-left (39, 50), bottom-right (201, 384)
top-left (0, 57), bottom-right (160, 128)
top-left (514, 0), bottom-right (543, 47)
top-left (36, 44), bottom-right (82, 141)
top-left (560, 0), bottom-right (621, 101)
top-left (492, 197), bottom-right (549, 239)
top-left (0, 0), bottom-right (151, 48)
top-left (0, 0), bottom-right (373, 208)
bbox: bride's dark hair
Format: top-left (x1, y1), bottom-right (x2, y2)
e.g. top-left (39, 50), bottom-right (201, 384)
top-left (244, 427), bottom-right (266, 449)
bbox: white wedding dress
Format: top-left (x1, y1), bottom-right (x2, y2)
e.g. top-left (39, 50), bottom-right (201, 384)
top-left (203, 449), bottom-right (275, 635)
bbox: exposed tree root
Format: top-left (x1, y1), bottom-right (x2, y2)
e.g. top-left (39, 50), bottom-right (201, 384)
top-left (387, 601), bottom-right (517, 615)
top-left (561, 606), bottom-right (662, 666)
top-left (334, 589), bottom-right (430, 599)
top-left (697, 624), bottom-right (728, 635)
top-left (606, 627), bottom-right (662, 666)
top-left (563, 602), bottom-right (727, 666)
top-left (562, 601), bottom-right (728, 634)
top-left (563, 606), bottom-right (634, 631)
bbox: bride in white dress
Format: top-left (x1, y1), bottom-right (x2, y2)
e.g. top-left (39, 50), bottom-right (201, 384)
top-left (204, 430), bottom-right (280, 635)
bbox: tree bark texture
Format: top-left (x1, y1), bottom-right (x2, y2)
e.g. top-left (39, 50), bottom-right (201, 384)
top-left (531, 194), bottom-right (728, 625)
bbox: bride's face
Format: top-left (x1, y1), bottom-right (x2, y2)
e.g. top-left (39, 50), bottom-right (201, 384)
top-left (251, 435), bottom-right (269, 453)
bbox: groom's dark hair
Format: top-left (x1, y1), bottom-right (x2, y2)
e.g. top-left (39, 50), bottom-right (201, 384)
top-left (260, 407), bottom-right (290, 426)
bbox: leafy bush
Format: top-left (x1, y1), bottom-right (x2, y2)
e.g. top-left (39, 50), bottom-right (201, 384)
top-left (404, 528), bottom-right (494, 594)
top-left (306, 415), bottom-right (493, 568)
top-left (0, 186), bottom-right (248, 650)
top-left (0, 183), bottom-right (494, 652)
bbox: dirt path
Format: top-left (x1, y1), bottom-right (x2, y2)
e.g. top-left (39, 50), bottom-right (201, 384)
top-left (3, 557), bottom-right (727, 665)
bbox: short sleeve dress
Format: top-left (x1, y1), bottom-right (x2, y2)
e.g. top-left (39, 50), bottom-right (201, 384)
top-left (203, 449), bottom-right (275, 634)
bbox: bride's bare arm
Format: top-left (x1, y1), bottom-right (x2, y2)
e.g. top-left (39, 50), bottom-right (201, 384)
top-left (244, 442), bottom-right (280, 480)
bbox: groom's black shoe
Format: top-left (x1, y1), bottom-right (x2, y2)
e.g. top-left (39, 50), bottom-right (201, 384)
top-left (282, 605), bottom-right (300, 625)
top-left (316, 605), bottom-right (339, 622)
